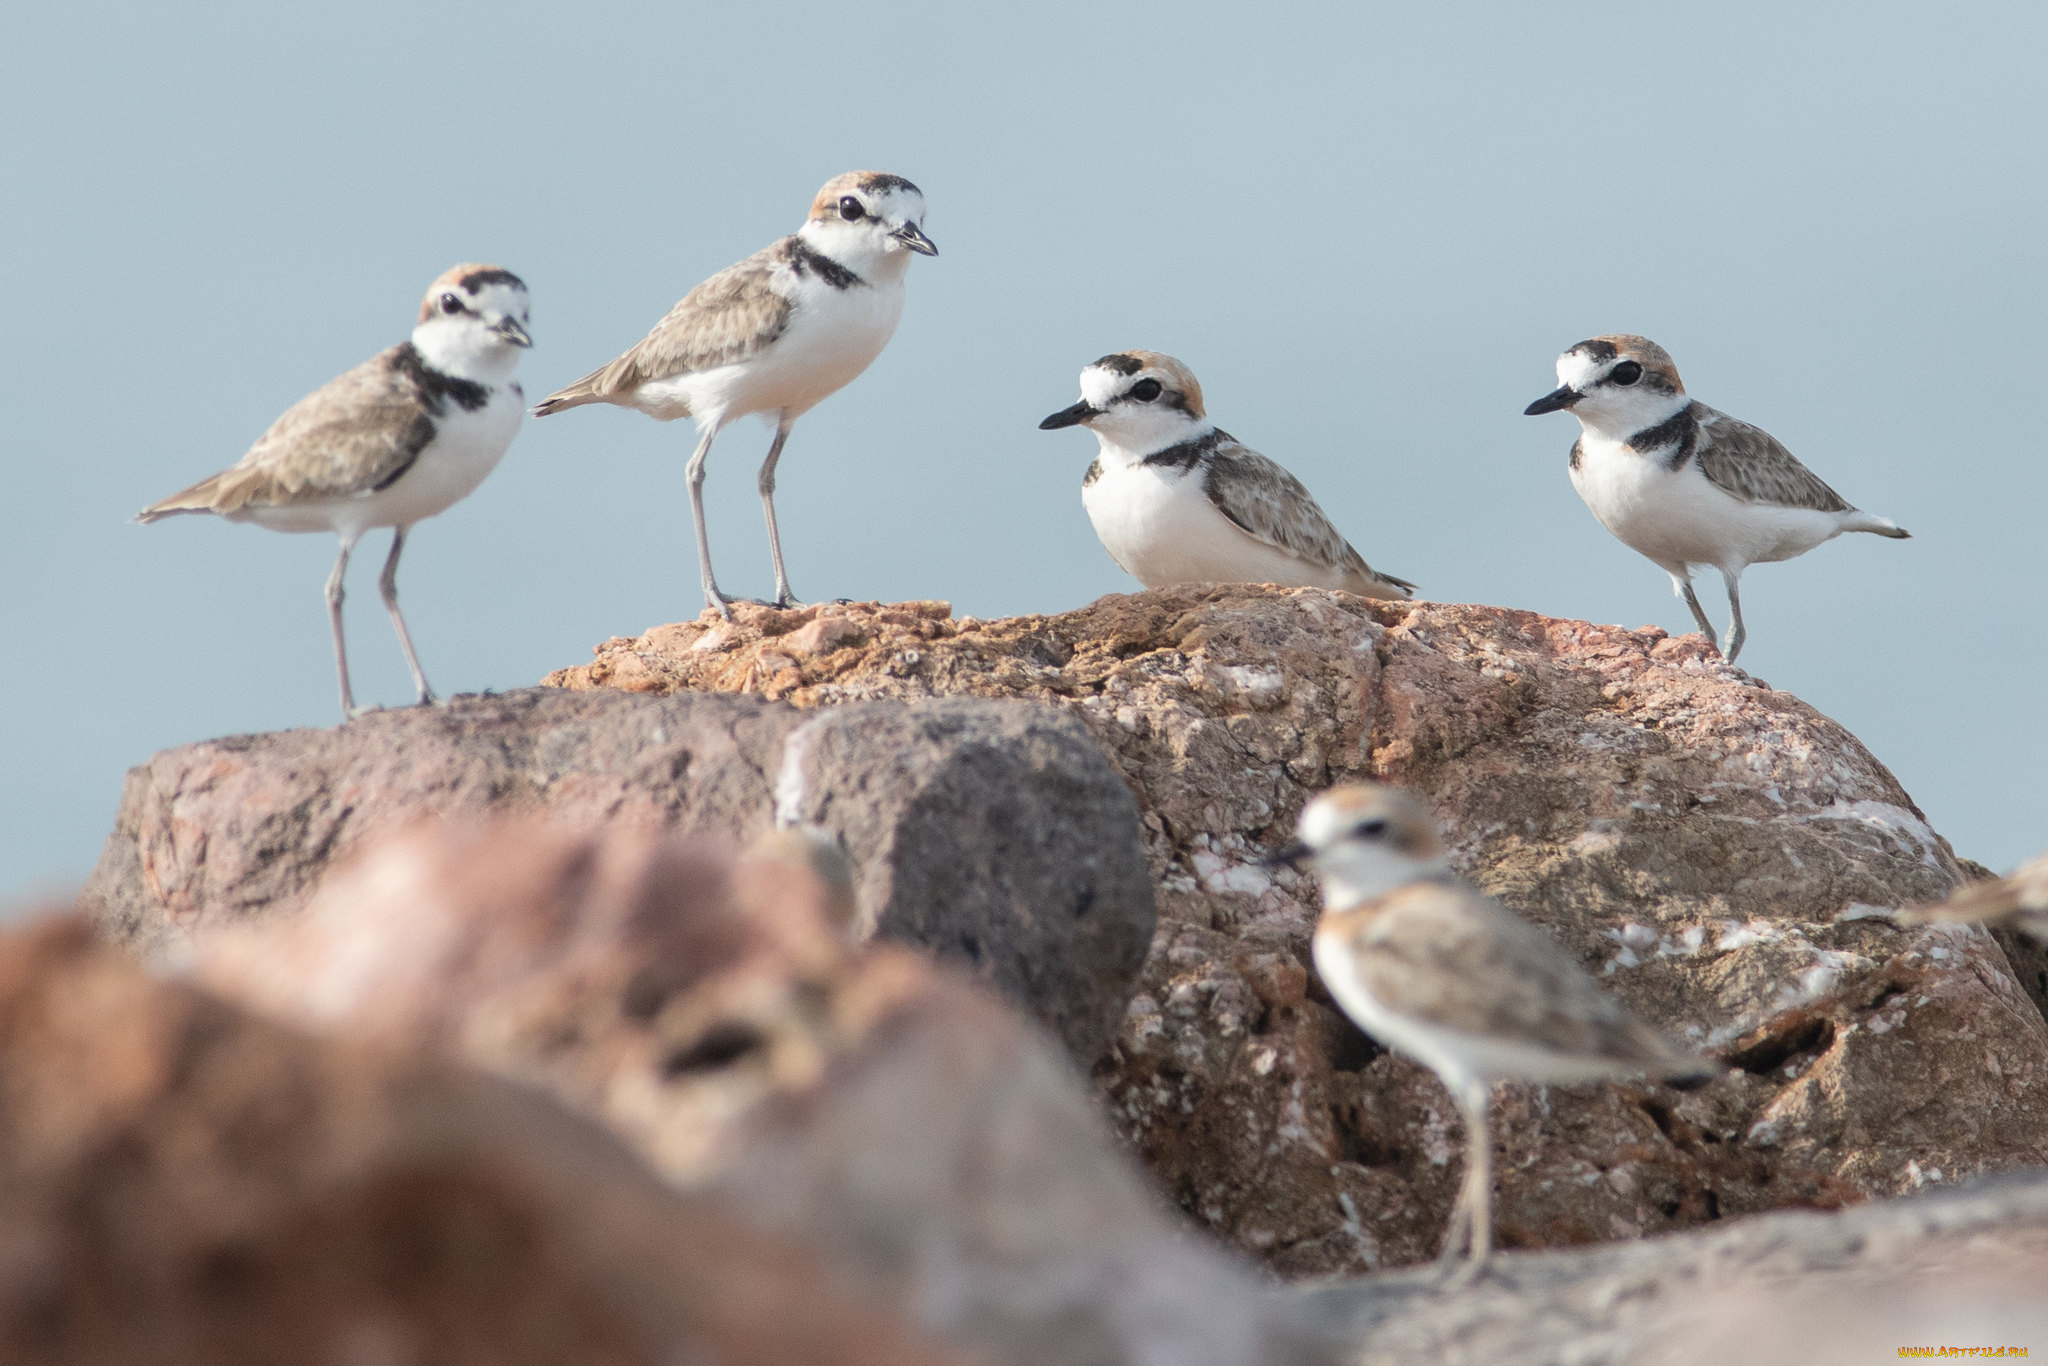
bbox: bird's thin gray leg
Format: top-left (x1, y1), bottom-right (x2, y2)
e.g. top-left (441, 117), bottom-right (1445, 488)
top-left (1721, 570), bottom-right (1747, 664)
top-left (378, 525), bottom-right (435, 705)
top-left (685, 422), bottom-right (731, 619)
top-left (1441, 1078), bottom-right (1494, 1288)
top-left (326, 533), bottom-right (359, 720)
top-left (1675, 574), bottom-right (1720, 654)
top-left (757, 413), bottom-right (802, 610)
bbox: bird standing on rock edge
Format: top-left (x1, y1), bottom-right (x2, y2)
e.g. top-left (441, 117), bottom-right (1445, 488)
top-left (1269, 782), bottom-right (1716, 1283)
top-left (533, 172), bottom-right (937, 618)
top-left (138, 264), bottom-right (534, 720)
top-left (1524, 334), bottom-right (1908, 663)
top-left (1039, 351), bottom-right (1416, 600)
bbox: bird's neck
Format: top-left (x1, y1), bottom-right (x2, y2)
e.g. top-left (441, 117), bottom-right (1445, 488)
top-left (410, 322), bottom-right (520, 384)
top-left (1093, 418), bottom-right (1218, 470)
top-left (796, 221), bottom-right (911, 286)
top-left (1574, 392), bottom-right (1692, 447)
top-left (1318, 855), bottom-right (1452, 912)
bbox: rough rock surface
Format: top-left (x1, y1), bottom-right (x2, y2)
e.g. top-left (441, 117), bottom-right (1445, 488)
top-left (1295, 1169), bottom-right (2048, 1365)
top-left (0, 914), bottom-right (971, 1366)
top-left (81, 687), bottom-right (1152, 1062)
top-left (544, 589), bottom-right (2048, 1277)
top-left (191, 822), bottom-right (1293, 1366)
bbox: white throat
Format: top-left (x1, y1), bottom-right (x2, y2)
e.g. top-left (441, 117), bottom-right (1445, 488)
top-left (797, 220), bottom-right (913, 286)
top-left (1313, 846), bottom-right (1450, 911)
top-left (411, 319), bottom-right (521, 383)
top-left (1569, 387), bottom-right (1690, 444)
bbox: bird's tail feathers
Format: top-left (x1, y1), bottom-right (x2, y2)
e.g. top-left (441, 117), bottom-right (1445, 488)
top-left (136, 474), bottom-right (228, 524)
top-left (1845, 511), bottom-right (1910, 539)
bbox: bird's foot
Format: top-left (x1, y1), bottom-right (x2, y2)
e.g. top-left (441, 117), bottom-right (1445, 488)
top-left (342, 703), bottom-right (385, 722)
top-left (772, 591), bottom-right (805, 611)
top-left (412, 690), bottom-right (442, 708)
top-left (1436, 1252), bottom-right (1492, 1292)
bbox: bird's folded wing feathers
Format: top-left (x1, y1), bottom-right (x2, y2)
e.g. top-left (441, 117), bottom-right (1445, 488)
top-left (141, 346), bottom-right (435, 517)
top-left (1693, 406), bottom-right (1853, 513)
top-left (1202, 439), bottom-right (1410, 593)
top-left (1344, 884), bottom-right (1696, 1070)
top-left (542, 241), bottom-right (796, 406)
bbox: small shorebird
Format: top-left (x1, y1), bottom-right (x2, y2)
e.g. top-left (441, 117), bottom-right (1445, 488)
top-left (533, 171), bottom-right (937, 617)
top-left (139, 264), bottom-right (533, 719)
top-left (1038, 351), bottom-right (1415, 599)
top-left (1898, 853), bottom-right (2048, 943)
top-left (1270, 782), bottom-right (1712, 1281)
top-left (1524, 335), bottom-right (1908, 663)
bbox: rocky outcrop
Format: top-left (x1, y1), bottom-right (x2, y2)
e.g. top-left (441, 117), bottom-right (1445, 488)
top-left (81, 688), bottom-right (1153, 1062)
top-left (543, 588), bottom-right (2048, 1277)
top-left (0, 914), bottom-right (972, 1366)
top-left (187, 822), bottom-right (1291, 1366)
top-left (1294, 1169), bottom-right (2048, 1365)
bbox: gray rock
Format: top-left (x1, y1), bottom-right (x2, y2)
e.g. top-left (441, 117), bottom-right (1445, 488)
top-left (81, 688), bottom-right (1152, 1061)
top-left (773, 699), bottom-right (1154, 1061)
top-left (1294, 1169), bottom-right (2048, 1365)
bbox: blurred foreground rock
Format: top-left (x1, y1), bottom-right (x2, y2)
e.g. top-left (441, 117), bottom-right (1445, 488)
top-left (544, 588), bottom-right (2048, 1276)
top-left (82, 688), bottom-right (1152, 1062)
top-left (192, 822), bottom-right (1289, 1366)
top-left (0, 915), bottom-right (972, 1366)
top-left (1295, 1168), bottom-right (2048, 1366)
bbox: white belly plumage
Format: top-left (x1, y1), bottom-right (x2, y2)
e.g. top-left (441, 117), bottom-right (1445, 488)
top-left (626, 281), bottom-right (905, 427)
top-left (1569, 438), bottom-right (1847, 573)
top-left (238, 389), bottom-right (523, 538)
top-left (1082, 459), bottom-right (1350, 590)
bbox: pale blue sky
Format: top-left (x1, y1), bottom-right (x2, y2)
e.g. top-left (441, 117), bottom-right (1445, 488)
top-left (2, 2), bottom-right (2042, 903)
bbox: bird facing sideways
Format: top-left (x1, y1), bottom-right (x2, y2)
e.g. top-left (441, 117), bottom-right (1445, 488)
top-left (1525, 335), bottom-right (1907, 664)
top-left (533, 171), bottom-right (937, 618)
top-left (139, 264), bottom-right (534, 719)
top-left (1040, 352), bottom-right (1416, 600)
top-left (1270, 782), bottom-right (1714, 1281)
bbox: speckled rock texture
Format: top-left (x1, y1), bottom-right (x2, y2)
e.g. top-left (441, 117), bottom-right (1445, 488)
top-left (0, 915), bottom-right (972, 1366)
top-left (79, 688), bottom-right (1153, 1062)
top-left (543, 587), bottom-right (2048, 1278)
top-left (190, 823), bottom-right (1298, 1366)
top-left (1294, 1169), bottom-right (2048, 1366)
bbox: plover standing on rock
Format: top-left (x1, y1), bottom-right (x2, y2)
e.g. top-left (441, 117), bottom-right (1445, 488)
top-left (1270, 782), bottom-right (1714, 1282)
top-left (1039, 351), bottom-right (1415, 599)
top-left (535, 172), bottom-right (937, 617)
top-left (139, 264), bottom-right (533, 719)
top-left (1525, 334), bottom-right (1908, 662)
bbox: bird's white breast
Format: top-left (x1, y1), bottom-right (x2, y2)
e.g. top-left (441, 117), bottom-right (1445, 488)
top-left (635, 272), bottom-right (906, 428)
top-left (1569, 434), bottom-right (1846, 573)
top-left (1082, 451), bottom-right (1350, 590)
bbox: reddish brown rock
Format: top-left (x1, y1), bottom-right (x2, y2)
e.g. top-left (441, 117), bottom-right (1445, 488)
top-left (542, 588), bottom-right (2048, 1276)
top-left (193, 823), bottom-right (1291, 1366)
top-left (0, 914), bottom-right (972, 1366)
top-left (81, 688), bottom-right (1154, 1062)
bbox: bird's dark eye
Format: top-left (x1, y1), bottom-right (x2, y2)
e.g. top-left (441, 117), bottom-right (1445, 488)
top-left (1609, 360), bottom-right (1643, 386)
top-left (838, 196), bottom-right (865, 221)
top-left (1354, 819), bottom-right (1388, 839)
top-left (440, 293), bottom-right (463, 315)
top-left (1129, 379), bottom-right (1163, 402)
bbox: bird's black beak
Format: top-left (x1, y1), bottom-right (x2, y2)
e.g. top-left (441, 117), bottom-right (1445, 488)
top-left (1038, 400), bottom-right (1100, 430)
top-left (891, 222), bottom-right (939, 256)
top-left (492, 317), bottom-right (534, 348)
top-left (1258, 839), bottom-right (1314, 869)
top-left (1523, 385), bottom-right (1580, 416)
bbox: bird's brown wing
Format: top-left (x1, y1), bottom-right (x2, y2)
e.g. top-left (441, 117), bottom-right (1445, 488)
top-left (1335, 883), bottom-right (1701, 1073)
top-left (533, 239), bottom-right (796, 415)
top-left (1693, 405), bottom-right (1853, 513)
top-left (139, 345), bottom-right (435, 519)
top-left (1201, 435), bottom-right (1415, 597)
